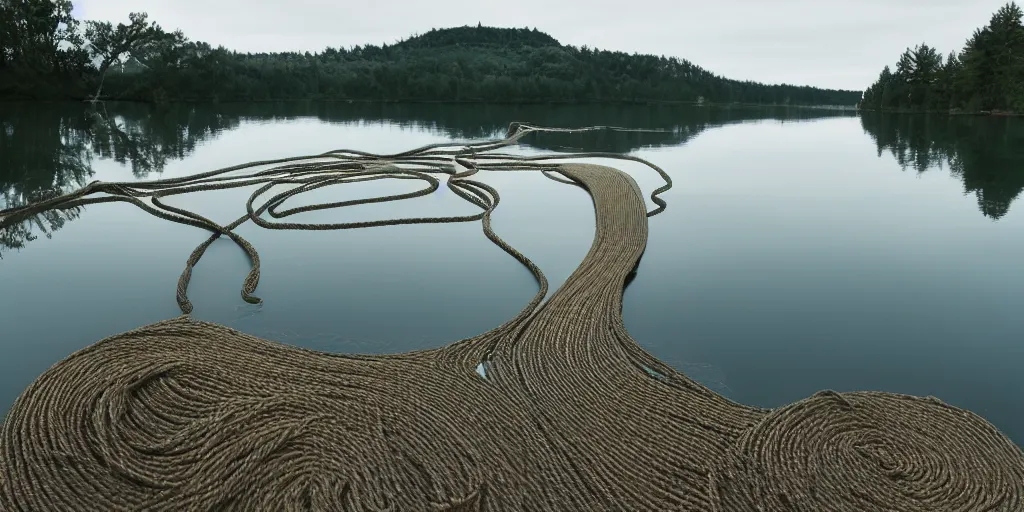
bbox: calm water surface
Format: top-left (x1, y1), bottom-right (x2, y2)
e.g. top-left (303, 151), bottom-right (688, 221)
top-left (2, 102), bottom-right (1023, 441)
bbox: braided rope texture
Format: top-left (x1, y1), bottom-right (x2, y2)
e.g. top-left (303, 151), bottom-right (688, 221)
top-left (1, 125), bottom-right (1022, 511)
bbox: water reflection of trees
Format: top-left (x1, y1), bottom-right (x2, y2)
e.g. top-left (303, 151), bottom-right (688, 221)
top-left (1, 102), bottom-right (856, 254)
top-left (0, 104), bottom-right (92, 254)
top-left (7, 104), bottom-right (1016, 255)
top-left (87, 102), bottom-right (241, 177)
top-left (1, 102), bottom-right (242, 255)
top-left (860, 113), bottom-right (1024, 219)
top-left (202, 102), bottom-right (857, 152)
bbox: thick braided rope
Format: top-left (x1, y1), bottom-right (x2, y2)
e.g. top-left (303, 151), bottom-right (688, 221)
top-left (1, 127), bottom-right (1022, 511)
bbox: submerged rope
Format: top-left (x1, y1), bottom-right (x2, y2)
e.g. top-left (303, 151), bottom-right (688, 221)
top-left (1, 124), bottom-right (1022, 511)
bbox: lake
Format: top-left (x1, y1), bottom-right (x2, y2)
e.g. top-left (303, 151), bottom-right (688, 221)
top-left (2, 102), bottom-right (1023, 443)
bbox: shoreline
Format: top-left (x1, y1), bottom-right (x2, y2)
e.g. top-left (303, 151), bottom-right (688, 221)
top-left (859, 107), bottom-right (1024, 117)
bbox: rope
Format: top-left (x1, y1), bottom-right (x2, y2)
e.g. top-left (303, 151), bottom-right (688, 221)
top-left (1, 125), bottom-right (1022, 511)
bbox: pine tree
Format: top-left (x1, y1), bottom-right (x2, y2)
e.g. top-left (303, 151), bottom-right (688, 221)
top-left (862, 2), bottom-right (1024, 113)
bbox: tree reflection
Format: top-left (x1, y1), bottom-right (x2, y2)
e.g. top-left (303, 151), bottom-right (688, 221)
top-left (861, 113), bottom-right (1024, 219)
top-left (0, 103), bottom-right (92, 256)
top-left (182, 101), bottom-right (856, 152)
top-left (87, 102), bottom-right (241, 177)
top-left (0, 102), bottom-right (241, 255)
top-left (1, 101), bottom-right (863, 255)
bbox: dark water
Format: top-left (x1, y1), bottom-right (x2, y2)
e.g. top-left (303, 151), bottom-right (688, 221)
top-left (2, 102), bottom-right (1023, 442)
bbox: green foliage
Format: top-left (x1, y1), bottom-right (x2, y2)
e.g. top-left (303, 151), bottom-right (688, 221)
top-left (96, 27), bottom-right (860, 104)
top-left (83, 12), bottom-right (164, 99)
top-left (0, 0), bottom-right (88, 98)
top-left (862, 2), bottom-right (1024, 113)
top-left (0, 4), bottom-right (861, 105)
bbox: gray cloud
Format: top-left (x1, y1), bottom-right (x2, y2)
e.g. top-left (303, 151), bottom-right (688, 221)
top-left (77, 0), bottom-right (1010, 90)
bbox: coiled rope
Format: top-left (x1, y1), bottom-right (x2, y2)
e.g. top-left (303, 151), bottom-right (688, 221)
top-left (1, 124), bottom-right (1021, 511)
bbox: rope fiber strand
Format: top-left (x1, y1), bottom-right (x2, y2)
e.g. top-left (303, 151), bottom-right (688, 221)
top-left (1, 124), bottom-right (1022, 511)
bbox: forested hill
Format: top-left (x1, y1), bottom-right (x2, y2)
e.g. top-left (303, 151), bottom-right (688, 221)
top-left (0, 3), bottom-right (861, 105)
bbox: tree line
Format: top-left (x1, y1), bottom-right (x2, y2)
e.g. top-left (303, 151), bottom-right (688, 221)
top-left (0, 2), bottom-right (861, 105)
top-left (861, 2), bottom-right (1024, 113)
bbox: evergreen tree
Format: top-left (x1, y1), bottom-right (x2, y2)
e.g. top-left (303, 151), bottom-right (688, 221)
top-left (862, 2), bottom-right (1024, 113)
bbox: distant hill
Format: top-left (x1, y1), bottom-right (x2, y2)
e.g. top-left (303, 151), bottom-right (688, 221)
top-left (2, 12), bottom-right (862, 106)
top-left (105, 25), bottom-right (861, 105)
top-left (394, 26), bottom-right (562, 50)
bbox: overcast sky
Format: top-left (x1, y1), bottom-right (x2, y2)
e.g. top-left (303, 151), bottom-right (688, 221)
top-left (74, 0), bottom-right (1010, 91)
